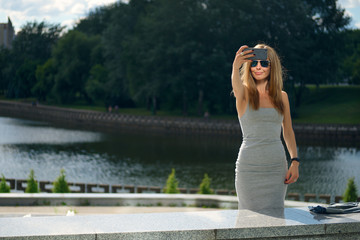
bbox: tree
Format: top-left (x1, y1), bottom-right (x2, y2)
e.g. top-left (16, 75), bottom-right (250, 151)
top-left (339, 29), bottom-right (360, 85)
top-left (0, 47), bottom-right (10, 95)
top-left (102, 0), bottom-right (144, 108)
top-left (85, 64), bottom-right (109, 104)
top-left (52, 169), bottom-right (70, 193)
top-left (2, 0), bottom-right (352, 113)
top-left (32, 59), bottom-right (56, 102)
top-left (75, 3), bottom-right (119, 36)
top-left (198, 173), bottom-right (214, 194)
top-left (343, 177), bottom-right (358, 202)
top-left (7, 60), bottom-right (38, 98)
top-left (5, 21), bottom-right (63, 98)
top-left (51, 31), bottom-right (102, 103)
top-left (0, 175), bottom-right (10, 193)
top-left (164, 168), bottom-right (180, 193)
top-left (25, 169), bottom-right (39, 193)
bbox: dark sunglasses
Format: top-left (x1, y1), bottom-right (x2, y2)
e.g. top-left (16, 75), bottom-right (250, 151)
top-left (250, 60), bottom-right (270, 68)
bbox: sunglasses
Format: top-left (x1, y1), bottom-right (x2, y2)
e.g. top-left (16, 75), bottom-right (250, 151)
top-left (250, 60), bottom-right (270, 68)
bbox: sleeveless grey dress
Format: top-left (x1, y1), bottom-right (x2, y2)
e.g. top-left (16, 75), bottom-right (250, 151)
top-left (235, 103), bottom-right (288, 210)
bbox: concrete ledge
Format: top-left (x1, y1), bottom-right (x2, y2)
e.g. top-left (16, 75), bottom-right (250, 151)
top-left (0, 208), bottom-right (359, 239)
top-left (0, 193), bottom-right (314, 209)
top-left (0, 193), bottom-right (237, 209)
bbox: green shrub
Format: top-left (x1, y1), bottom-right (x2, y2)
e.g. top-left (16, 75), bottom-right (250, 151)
top-left (198, 173), bottom-right (214, 194)
top-left (25, 169), bottom-right (39, 193)
top-left (164, 168), bottom-right (180, 194)
top-left (52, 169), bottom-right (70, 193)
top-left (343, 177), bottom-right (358, 202)
top-left (0, 175), bottom-right (10, 193)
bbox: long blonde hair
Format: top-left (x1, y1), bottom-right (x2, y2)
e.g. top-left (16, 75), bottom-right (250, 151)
top-left (240, 44), bottom-right (284, 114)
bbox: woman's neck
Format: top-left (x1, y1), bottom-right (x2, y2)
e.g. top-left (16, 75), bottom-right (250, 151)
top-left (256, 80), bottom-right (268, 94)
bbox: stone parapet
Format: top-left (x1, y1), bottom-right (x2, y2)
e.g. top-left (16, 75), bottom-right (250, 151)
top-left (0, 208), bottom-right (359, 239)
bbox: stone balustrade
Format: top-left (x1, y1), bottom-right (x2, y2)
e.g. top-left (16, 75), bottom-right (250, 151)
top-left (4, 178), bottom-right (359, 204)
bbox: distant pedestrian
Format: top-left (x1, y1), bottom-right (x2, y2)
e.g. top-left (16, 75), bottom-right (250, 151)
top-left (204, 111), bottom-right (210, 119)
top-left (232, 44), bottom-right (299, 211)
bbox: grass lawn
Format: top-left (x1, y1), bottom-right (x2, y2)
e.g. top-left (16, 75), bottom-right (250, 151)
top-left (293, 85), bottom-right (360, 124)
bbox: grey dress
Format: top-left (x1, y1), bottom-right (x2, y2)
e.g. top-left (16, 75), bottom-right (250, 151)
top-left (235, 103), bottom-right (288, 210)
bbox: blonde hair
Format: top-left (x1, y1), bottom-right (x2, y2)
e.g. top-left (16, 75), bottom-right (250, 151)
top-left (240, 44), bottom-right (284, 114)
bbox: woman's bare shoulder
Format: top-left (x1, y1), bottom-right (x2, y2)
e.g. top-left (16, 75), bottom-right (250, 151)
top-left (281, 90), bottom-right (288, 97)
top-left (281, 91), bottom-right (289, 102)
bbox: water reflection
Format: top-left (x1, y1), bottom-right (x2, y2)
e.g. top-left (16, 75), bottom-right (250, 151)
top-left (0, 116), bottom-right (359, 198)
top-left (0, 117), bottom-right (103, 144)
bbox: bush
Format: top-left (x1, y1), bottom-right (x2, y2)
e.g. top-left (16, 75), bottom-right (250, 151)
top-left (343, 177), bottom-right (358, 202)
top-left (164, 168), bottom-right (180, 194)
top-left (25, 169), bottom-right (39, 193)
top-left (0, 175), bottom-right (10, 193)
top-left (52, 169), bottom-right (70, 193)
top-left (198, 173), bottom-right (214, 194)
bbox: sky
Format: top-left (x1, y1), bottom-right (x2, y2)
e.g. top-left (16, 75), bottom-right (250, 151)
top-left (0, 0), bottom-right (359, 33)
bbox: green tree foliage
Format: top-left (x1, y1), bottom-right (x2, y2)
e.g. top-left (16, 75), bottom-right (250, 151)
top-left (25, 169), bottom-right (39, 193)
top-left (0, 47), bottom-right (10, 95)
top-left (32, 59), bottom-right (56, 102)
top-left (164, 168), bottom-right (180, 194)
top-left (101, 0), bottom-right (143, 108)
top-left (52, 169), bottom-right (70, 193)
top-left (51, 31), bottom-right (102, 103)
top-left (1, 0), bottom-right (354, 116)
top-left (5, 21), bottom-right (63, 98)
top-left (198, 173), bottom-right (214, 194)
top-left (343, 177), bottom-right (358, 202)
top-left (101, 0), bottom-right (351, 115)
top-left (75, 3), bottom-right (119, 36)
top-left (0, 175), bottom-right (10, 193)
top-left (339, 29), bottom-right (360, 85)
top-left (85, 64), bottom-right (109, 104)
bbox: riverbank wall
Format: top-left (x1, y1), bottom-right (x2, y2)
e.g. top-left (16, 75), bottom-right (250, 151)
top-left (0, 100), bottom-right (359, 145)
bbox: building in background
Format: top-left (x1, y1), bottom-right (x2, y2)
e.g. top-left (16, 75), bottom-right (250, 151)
top-left (0, 17), bottom-right (15, 49)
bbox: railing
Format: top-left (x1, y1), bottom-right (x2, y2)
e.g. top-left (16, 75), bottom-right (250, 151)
top-left (0, 100), bottom-right (359, 141)
top-left (4, 178), bottom-right (359, 204)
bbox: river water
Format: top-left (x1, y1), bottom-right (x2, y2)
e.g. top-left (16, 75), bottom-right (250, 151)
top-left (0, 116), bottom-right (359, 199)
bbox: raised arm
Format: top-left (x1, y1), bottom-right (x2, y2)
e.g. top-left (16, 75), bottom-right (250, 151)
top-left (282, 91), bottom-right (299, 184)
top-left (232, 45), bottom-right (254, 116)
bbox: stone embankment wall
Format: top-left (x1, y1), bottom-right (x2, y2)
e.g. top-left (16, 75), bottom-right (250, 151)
top-left (0, 100), bottom-right (359, 144)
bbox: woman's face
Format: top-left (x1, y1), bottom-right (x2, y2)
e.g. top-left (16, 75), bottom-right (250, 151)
top-left (250, 60), bottom-right (270, 82)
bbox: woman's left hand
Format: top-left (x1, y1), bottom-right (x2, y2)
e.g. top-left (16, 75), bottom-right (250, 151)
top-left (284, 161), bottom-right (299, 184)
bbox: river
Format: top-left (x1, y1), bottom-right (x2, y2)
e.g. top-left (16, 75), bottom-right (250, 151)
top-left (0, 116), bottom-right (359, 199)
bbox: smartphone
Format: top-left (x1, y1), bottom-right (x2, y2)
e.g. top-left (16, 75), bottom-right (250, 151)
top-left (244, 48), bottom-right (267, 61)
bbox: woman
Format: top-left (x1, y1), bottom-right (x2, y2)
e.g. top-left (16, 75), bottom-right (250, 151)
top-left (232, 44), bottom-right (299, 210)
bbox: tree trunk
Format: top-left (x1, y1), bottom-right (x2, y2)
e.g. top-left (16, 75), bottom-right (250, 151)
top-left (182, 89), bottom-right (188, 116)
top-left (197, 88), bottom-right (204, 116)
top-left (151, 96), bottom-right (157, 115)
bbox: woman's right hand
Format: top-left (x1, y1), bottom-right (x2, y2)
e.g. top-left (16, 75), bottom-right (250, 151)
top-left (232, 45), bottom-right (254, 70)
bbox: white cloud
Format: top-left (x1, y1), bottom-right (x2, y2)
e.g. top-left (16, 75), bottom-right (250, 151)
top-left (61, 18), bottom-right (78, 30)
top-left (0, 0), bottom-right (119, 32)
top-left (71, 3), bottom-right (87, 15)
top-left (86, 0), bottom-right (118, 10)
top-left (338, 0), bottom-right (360, 8)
